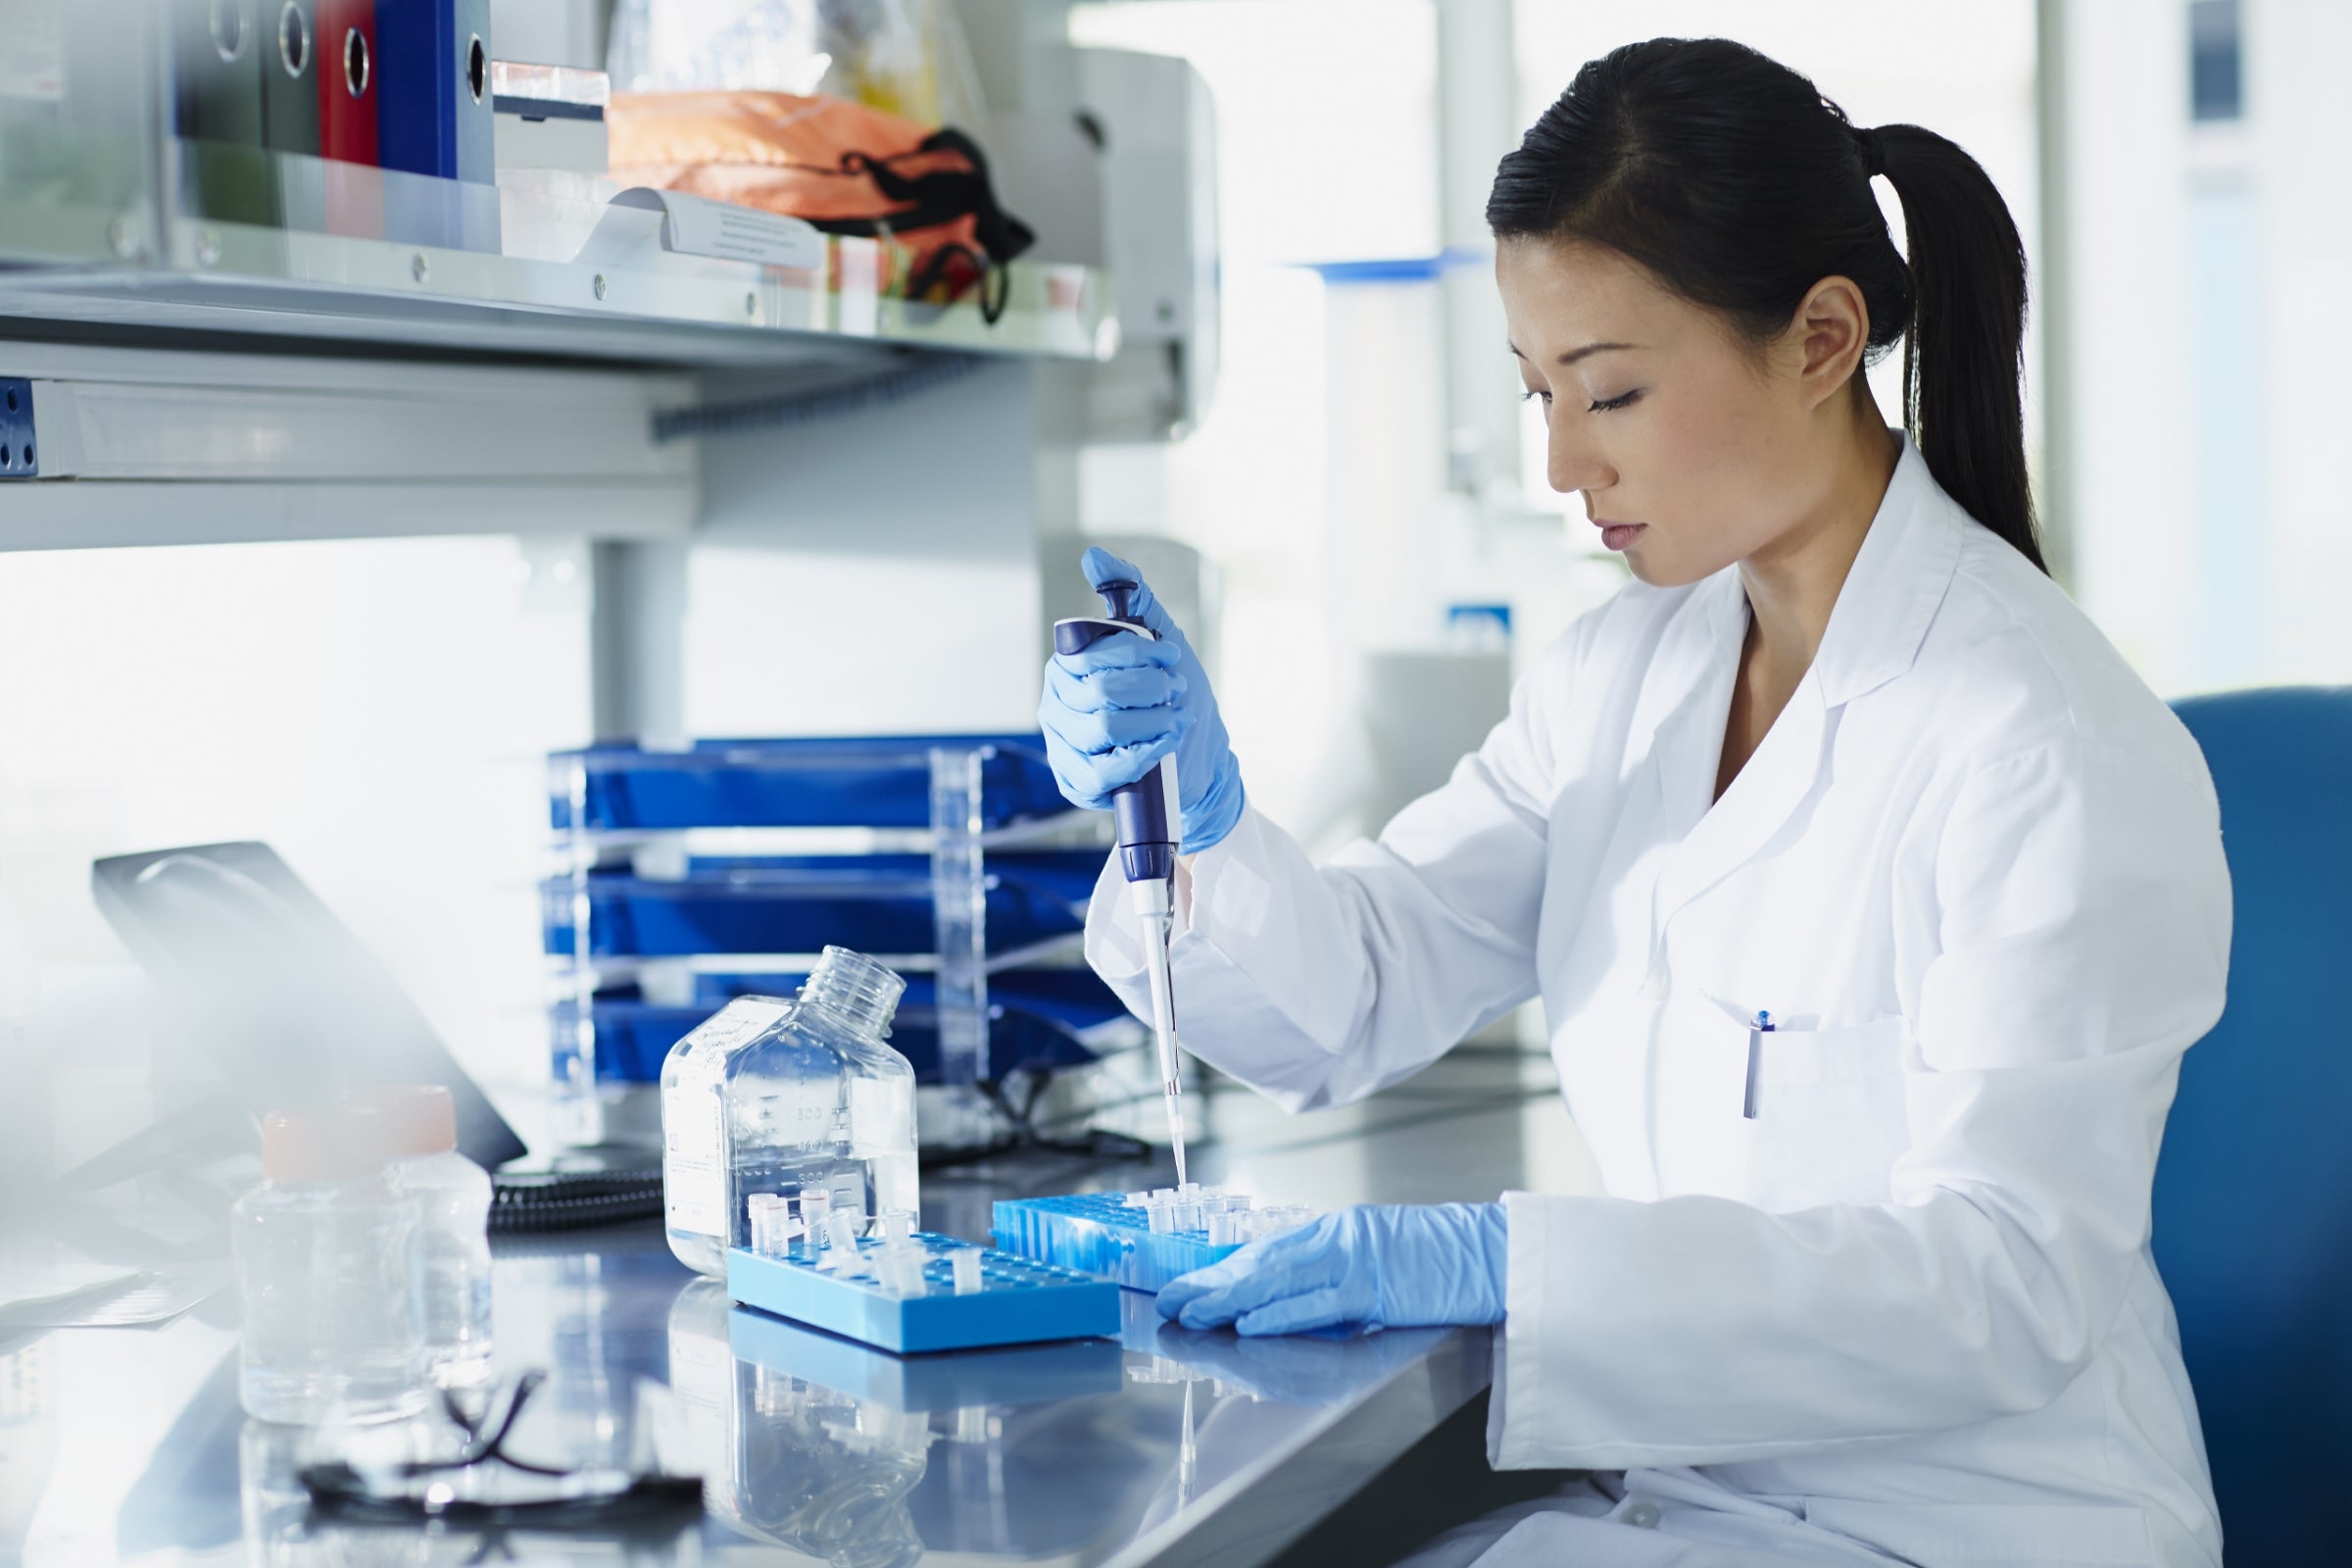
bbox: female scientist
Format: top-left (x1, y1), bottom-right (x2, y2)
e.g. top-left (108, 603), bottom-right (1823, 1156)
top-left (1039, 36), bottom-right (2230, 1568)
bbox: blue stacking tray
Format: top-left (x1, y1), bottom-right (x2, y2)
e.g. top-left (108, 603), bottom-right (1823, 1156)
top-left (727, 1304), bottom-right (1123, 1409)
top-left (565, 970), bottom-right (1119, 1084)
top-left (549, 735), bottom-right (1069, 833)
top-left (725, 1235), bottom-right (1119, 1353)
top-left (540, 853), bottom-right (1098, 959)
top-left (993, 1194), bottom-right (1244, 1295)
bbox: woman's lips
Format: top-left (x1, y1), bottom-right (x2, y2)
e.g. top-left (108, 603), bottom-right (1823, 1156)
top-left (1596, 521), bottom-right (1646, 552)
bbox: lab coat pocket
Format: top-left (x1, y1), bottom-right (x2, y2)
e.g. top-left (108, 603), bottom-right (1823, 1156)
top-left (1801, 1498), bottom-right (2154, 1566)
top-left (1739, 1013), bottom-right (1911, 1212)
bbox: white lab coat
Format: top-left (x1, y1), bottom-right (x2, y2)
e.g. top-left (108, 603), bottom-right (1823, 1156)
top-left (1085, 436), bottom-right (2231, 1568)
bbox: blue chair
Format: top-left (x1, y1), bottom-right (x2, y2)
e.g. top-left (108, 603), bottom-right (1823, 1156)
top-left (2157, 688), bottom-right (2352, 1565)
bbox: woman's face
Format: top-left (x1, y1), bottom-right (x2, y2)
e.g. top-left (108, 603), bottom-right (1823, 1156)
top-left (1496, 235), bottom-right (1856, 588)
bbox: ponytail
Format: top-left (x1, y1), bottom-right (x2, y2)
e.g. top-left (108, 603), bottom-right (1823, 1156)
top-left (1488, 39), bottom-right (2047, 573)
top-left (1872, 124), bottom-right (2043, 571)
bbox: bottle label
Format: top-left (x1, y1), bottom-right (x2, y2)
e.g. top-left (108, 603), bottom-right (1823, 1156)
top-left (663, 999), bottom-right (790, 1238)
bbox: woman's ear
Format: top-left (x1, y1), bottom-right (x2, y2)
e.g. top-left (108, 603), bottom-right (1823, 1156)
top-left (1788, 275), bottom-right (1871, 411)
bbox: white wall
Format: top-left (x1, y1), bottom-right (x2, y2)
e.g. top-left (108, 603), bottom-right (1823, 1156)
top-left (2247, 0), bottom-right (2352, 685)
top-left (682, 361), bottom-right (1049, 737)
top-left (2046, 0), bottom-right (2199, 691)
top-left (2048, 0), bottom-right (2350, 696)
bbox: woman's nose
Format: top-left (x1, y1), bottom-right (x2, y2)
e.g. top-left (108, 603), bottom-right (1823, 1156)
top-left (1547, 426), bottom-right (1612, 497)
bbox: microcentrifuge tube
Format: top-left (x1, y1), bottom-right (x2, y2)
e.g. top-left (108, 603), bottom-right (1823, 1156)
top-left (1206, 1210), bottom-right (1240, 1246)
top-left (877, 1246), bottom-right (925, 1296)
top-left (1148, 1202), bottom-right (1176, 1235)
top-left (879, 1208), bottom-right (914, 1245)
top-left (821, 1209), bottom-right (862, 1270)
top-left (951, 1248), bottom-right (983, 1295)
top-left (747, 1194), bottom-right (782, 1254)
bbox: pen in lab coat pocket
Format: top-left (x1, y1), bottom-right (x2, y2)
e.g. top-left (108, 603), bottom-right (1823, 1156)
top-left (1742, 1009), bottom-right (1772, 1119)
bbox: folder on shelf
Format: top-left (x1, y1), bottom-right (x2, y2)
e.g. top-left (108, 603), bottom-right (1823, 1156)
top-left (173, 0), bottom-right (265, 146)
top-left (316, 0), bottom-right (382, 236)
top-left (262, 0), bottom-right (320, 156)
top-left (317, 0), bottom-right (377, 165)
top-left (375, 0), bottom-right (494, 248)
top-left (453, 0), bottom-right (493, 184)
top-left (172, 0), bottom-right (280, 227)
top-left (375, 0), bottom-right (492, 181)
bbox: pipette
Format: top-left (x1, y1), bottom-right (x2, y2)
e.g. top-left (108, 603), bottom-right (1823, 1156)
top-left (1054, 579), bottom-right (1189, 1185)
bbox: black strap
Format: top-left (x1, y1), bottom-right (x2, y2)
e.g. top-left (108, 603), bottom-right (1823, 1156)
top-left (803, 125), bottom-right (1036, 323)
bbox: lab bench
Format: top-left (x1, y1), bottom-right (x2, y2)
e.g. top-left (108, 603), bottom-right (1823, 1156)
top-left (5, 1049), bottom-right (1578, 1566)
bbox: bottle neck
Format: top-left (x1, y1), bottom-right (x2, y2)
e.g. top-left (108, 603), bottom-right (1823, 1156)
top-left (800, 992), bottom-right (889, 1044)
top-left (799, 950), bottom-right (904, 1040)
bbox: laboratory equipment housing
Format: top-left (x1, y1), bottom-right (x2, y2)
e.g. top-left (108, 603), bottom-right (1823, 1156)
top-left (0, 0), bottom-right (1218, 1149)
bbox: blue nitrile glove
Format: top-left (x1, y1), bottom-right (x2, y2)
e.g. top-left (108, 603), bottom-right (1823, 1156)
top-left (1039, 547), bottom-right (1246, 855)
top-left (1155, 1203), bottom-right (1509, 1336)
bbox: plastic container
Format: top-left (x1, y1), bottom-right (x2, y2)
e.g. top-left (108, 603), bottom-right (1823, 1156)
top-left (721, 949), bottom-right (916, 1274)
top-left (343, 1085), bottom-right (495, 1387)
top-left (231, 1108), bottom-right (427, 1424)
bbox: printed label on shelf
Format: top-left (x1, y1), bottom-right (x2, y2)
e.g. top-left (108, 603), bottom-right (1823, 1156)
top-left (610, 187), bottom-right (825, 270)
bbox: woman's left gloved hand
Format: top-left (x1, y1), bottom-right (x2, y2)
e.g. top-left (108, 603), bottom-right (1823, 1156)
top-left (1155, 1202), bottom-right (1508, 1336)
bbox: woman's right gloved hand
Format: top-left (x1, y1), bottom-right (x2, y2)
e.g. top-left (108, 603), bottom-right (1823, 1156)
top-left (1039, 547), bottom-right (1246, 855)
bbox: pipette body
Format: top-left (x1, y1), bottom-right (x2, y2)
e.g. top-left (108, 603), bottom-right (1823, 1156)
top-left (1052, 580), bottom-right (1189, 1185)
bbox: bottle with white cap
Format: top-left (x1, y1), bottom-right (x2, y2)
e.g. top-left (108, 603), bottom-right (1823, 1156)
top-left (343, 1084), bottom-right (495, 1387)
top-left (231, 1107), bottom-right (427, 1424)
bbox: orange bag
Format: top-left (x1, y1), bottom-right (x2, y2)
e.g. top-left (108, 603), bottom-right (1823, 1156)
top-left (609, 92), bottom-right (1036, 318)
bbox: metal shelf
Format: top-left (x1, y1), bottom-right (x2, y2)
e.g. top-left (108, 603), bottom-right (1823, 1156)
top-left (0, 197), bottom-right (1114, 372)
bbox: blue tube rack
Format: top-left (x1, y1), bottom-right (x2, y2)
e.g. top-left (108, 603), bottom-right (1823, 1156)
top-left (992, 1194), bottom-right (1244, 1294)
top-left (725, 1234), bottom-right (1119, 1353)
top-left (727, 1303), bottom-right (1123, 1409)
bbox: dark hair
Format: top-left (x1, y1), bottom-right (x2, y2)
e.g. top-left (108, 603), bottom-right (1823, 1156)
top-left (1488, 37), bottom-right (2044, 572)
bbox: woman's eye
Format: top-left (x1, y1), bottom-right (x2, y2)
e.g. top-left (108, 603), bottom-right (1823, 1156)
top-left (1520, 388), bottom-right (1551, 407)
top-left (1588, 389), bottom-right (1642, 414)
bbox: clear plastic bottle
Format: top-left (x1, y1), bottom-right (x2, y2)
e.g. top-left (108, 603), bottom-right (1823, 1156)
top-left (344, 1085), bottom-right (495, 1388)
top-left (231, 1108), bottom-right (427, 1424)
top-left (664, 993), bottom-right (801, 1276)
top-left (723, 948), bottom-right (915, 1263)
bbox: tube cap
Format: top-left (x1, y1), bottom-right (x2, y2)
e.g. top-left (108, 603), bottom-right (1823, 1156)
top-left (339, 1084), bottom-right (459, 1157)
